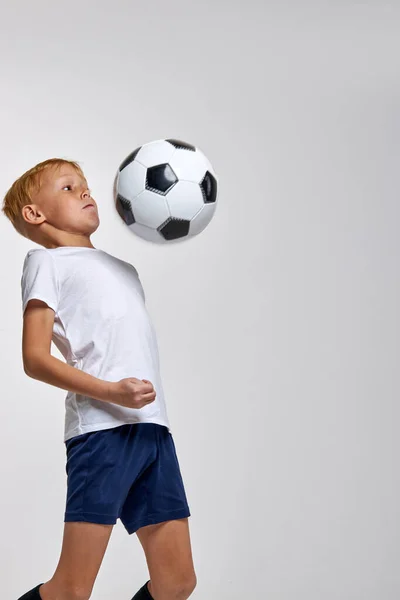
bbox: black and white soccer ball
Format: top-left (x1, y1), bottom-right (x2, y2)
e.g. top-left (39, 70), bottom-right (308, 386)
top-left (115, 139), bottom-right (218, 243)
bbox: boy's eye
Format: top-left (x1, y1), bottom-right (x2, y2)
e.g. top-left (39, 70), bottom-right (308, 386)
top-left (62, 185), bottom-right (90, 193)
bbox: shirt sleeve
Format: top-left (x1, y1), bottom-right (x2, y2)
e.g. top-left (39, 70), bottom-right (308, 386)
top-left (21, 249), bottom-right (60, 315)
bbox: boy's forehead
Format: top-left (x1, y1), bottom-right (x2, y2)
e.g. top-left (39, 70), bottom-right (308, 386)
top-left (45, 165), bottom-right (86, 185)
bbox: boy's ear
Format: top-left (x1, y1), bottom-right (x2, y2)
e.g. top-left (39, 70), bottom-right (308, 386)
top-left (21, 204), bottom-right (46, 225)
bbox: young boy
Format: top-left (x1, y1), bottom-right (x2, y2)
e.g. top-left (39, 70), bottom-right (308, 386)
top-left (2, 158), bottom-right (197, 600)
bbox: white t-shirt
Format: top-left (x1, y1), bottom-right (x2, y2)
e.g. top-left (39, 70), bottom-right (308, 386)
top-left (21, 246), bottom-right (171, 441)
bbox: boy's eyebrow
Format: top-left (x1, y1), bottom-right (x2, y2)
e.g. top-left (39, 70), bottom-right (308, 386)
top-left (56, 174), bottom-right (88, 185)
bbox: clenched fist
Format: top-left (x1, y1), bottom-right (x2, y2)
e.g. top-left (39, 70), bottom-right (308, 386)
top-left (106, 377), bottom-right (156, 409)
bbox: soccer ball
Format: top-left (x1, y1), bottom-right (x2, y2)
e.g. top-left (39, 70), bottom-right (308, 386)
top-left (115, 139), bottom-right (218, 243)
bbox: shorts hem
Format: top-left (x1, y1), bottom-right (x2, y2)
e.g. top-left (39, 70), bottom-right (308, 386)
top-left (64, 511), bottom-right (117, 525)
top-left (123, 506), bottom-right (191, 535)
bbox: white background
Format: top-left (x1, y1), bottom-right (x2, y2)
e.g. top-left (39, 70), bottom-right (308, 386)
top-left (0, 1), bottom-right (399, 598)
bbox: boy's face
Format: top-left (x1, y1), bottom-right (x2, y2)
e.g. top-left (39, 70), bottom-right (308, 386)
top-left (23, 163), bottom-right (100, 236)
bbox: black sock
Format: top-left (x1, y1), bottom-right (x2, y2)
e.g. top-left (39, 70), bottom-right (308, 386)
top-left (17, 583), bottom-right (44, 599)
top-left (131, 579), bottom-right (154, 599)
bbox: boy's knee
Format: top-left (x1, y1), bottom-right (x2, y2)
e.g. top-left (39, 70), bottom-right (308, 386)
top-left (59, 585), bottom-right (92, 600)
top-left (182, 572), bottom-right (197, 596)
top-left (67, 588), bottom-right (92, 600)
top-left (40, 581), bottom-right (93, 600)
top-left (150, 572), bottom-right (197, 600)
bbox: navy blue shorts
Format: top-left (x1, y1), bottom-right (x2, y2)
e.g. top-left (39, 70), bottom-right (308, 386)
top-left (64, 423), bottom-right (191, 535)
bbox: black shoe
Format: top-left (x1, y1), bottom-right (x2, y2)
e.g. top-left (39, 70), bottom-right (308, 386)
top-left (17, 583), bottom-right (44, 599)
top-left (131, 580), bottom-right (153, 599)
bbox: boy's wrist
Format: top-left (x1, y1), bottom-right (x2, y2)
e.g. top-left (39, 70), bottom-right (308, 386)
top-left (103, 381), bottom-right (113, 403)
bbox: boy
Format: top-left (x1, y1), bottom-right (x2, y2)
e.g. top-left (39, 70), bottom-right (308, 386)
top-left (2, 158), bottom-right (197, 600)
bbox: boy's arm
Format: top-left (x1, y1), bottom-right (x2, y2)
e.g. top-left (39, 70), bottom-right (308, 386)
top-left (22, 299), bottom-right (111, 403)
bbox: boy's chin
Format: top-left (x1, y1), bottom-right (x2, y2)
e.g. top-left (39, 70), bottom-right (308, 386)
top-left (84, 221), bottom-right (100, 234)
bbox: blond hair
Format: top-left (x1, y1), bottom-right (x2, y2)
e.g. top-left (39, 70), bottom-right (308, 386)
top-left (1, 158), bottom-right (84, 239)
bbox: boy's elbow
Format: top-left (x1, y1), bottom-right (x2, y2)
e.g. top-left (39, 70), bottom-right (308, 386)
top-left (24, 362), bottom-right (36, 377)
top-left (23, 360), bottom-right (37, 377)
top-left (23, 354), bottom-right (49, 378)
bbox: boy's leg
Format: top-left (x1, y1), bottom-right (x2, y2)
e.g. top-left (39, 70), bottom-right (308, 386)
top-left (135, 518), bottom-right (196, 600)
top-left (39, 521), bottom-right (114, 600)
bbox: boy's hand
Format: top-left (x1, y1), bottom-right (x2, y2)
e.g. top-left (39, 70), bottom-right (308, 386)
top-left (106, 377), bottom-right (156, 409)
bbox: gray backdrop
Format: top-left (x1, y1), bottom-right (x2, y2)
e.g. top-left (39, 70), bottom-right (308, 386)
top-left (0, 1), bottom-right (399, 598)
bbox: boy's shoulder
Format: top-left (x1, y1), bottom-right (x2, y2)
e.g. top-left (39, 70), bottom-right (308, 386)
top-left (22, 247), bottom-right (53, 267)
top-left (25, 247), bottom-right (48, 257)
